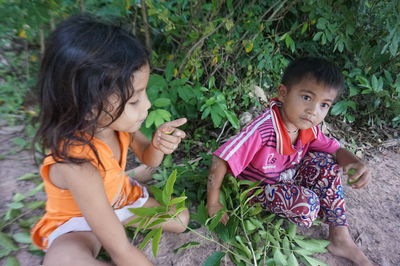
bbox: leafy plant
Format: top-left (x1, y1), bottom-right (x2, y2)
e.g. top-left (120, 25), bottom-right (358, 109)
top-left (193, 175), bottom-right (330, 266)
top-left (127, 170), bottom-right (188, 257)
top-left (0, 173), bottom-right (45, 264)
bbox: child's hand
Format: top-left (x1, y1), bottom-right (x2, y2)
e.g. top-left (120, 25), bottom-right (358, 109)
top-left (344, 161), bottom-right (371, 189)
top-left (152, 118), bottom-right (187, 154)
top-left (207, 202), bottom-right (229, 225)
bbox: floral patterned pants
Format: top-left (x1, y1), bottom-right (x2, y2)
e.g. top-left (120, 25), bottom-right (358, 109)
top-left (253, 152), bottom-right (347, 227)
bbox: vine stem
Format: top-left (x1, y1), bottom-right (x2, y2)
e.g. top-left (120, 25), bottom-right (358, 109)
top-left (239, 206), bottom-right (258, 265)
top-left (170, 213), bottom-right (253, 264)
top-left (0, 206), bottom-right (41, 230)
top-left (183, 224), bottom-right (253, 265)
top-left (177, 13), bottom-right (233, 76)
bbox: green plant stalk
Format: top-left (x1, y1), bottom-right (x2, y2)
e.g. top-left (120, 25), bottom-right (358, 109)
top-left (239, 204), bottom-right (258, 265)
top-left (174, 217), bottom-right (252, 265)
top-left (0, 204), bottom-right (41, 230)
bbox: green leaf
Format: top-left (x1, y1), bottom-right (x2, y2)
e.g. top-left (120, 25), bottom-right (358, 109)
top-left (162, 154), bottom-right (173, 168)
top-left (265, 231), bottom-right (279, 246)
top-left (149, 186), bottom-right (165, 205)
top-left (154, 98), bottom-right (171, 108)
top-left (12, 232), bottom-right (31, 244)
top-left (146, 218), bottom-right (167, 229)
top-left (371, 75), bottom-right (379, 91)
top-left (192, 201), bottom-right (208, 225)
top-left (175, 192), bottom-right (186, 210)
top-left (162, 170), bottom-right (177, 204)
top-left (173, 241), bottom-right (200, 253)
top-left (273, 247), bottom-right (287, 265)
top-left (202, 251), bottom-right (225, 266)
top-left (145, 110), bottom-right (157, 128)
top-left (282, 236), bottom-right (290, 255)
top-left (207, 208), bottom-right (224, 231)
top-left (5, 256), bottom-right (20, 266)
top-left (224, 110), bottom-right (239, 129)
top-left (214, 223), bottom-right (230, 242)
top-left (170, 196), bottom-right (187, 205)
top-left (17, 173), bottom-right (39, 181)
top-left (287, 223), bottom-right (297, 239)
top-left (25, 201), bottom-right (45, 210)
top-left (11, 137), bottom-right (27, 147)
top-left (12, 193), bottom-right (25, 202)
top-left (8, 202), bottom-right (24, 210)
top-left (0, 232), bottom-right (18, 251)
top-left (235, 235), bottom-right (252, 258)
top-left (151, 227), bottom-right (163, 257)
top-left (301, 22), bottom-right (308, 34)
top-left (293, 247), bottom-right (314, 256)
top-left (149, 74), bottom-right (167, 92)
top-left (287, 252), bottom-right (299, 266)
top-left (165, 61), bottom-right (174, 81)
top-left (300, 255), bottom-right (329, 266)
top-left (293, 238), bottom-right (328, 253)
top-left (177, 86), bottom-right (194, 102)
top-left (244, 219), bottom-right (256, 231)
top-left (129, 206), bottom-right (165, 217)
top-left (138, 229), bottom-right (156, 250)
top-left (155, 109), bottom-right (171, 121)
top-left (26, 183), bottom-right (44, 197)
top-left (226, 0), bottom-right (233, 12)
top-left (330, 100), bottom-right (347, 115)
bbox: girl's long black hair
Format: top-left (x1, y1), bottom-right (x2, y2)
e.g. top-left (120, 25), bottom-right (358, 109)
top-left (34, 14), bottom-right (148, 165)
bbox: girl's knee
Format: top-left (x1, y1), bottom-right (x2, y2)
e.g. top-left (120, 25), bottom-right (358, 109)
top-left (174, 208), bottom-right (190, 233)
top-left (44, 232), bottom-right (101, 266)
top-left (44, 245), bottom-right (95, 266)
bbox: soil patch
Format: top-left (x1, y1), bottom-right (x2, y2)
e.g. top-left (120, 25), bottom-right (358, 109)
top-left (1, 120), bottom-right (399, 265)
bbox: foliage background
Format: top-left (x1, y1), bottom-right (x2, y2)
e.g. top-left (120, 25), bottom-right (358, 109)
top-left (0, 0), bottom-right (399, 265)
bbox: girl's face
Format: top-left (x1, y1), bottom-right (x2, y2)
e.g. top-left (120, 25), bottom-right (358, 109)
top-left (278, 77), bottom-right (338, 131)
top-left (98, 64), bottom-right (151, 133)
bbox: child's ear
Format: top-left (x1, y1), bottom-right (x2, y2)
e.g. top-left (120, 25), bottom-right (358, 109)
top-left (277, 84), bottom-right (288, 101)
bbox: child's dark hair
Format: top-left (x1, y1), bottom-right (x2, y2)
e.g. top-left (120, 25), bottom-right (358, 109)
top-left (35, 14), bottom-right (148, 165)
top-left (281, 57), bottom-right (344, 94)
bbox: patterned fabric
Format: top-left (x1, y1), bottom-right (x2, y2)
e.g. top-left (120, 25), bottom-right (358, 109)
top-left (252, 152), bottom-right (347, 227)
top-left (213, 98), bottom-right (340, 184)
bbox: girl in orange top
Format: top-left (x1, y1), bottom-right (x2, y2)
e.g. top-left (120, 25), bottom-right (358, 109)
top-left (32, 14), bottom-right (189, 266)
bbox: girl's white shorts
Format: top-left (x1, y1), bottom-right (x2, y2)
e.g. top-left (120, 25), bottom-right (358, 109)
top-left (46, 183), bottom-right (149, 249)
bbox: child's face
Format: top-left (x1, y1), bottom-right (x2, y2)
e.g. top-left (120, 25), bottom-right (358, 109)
top-left (277, 77), bottom-right (338, 131)
top-left (99, 64), bottom-right (151, 133)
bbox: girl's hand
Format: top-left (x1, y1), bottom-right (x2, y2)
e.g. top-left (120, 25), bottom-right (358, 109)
top-left (344, 161), bottom-right (371, 189)
top-left (207, 202), bottom-right (229, 225)
top-left (152, 118), bottom-right (187, 154)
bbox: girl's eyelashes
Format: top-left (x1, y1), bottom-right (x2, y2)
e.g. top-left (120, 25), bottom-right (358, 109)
top-left (129, 100), bottom-right (139, 105)
top-left (302, 95), bottom-right (311, 101)
top-left (320, 103), bottom-right (330, 108)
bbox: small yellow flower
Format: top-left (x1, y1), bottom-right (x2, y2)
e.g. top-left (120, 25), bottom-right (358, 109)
top-left (18, 29), bottom-right (27, 39)
top-left (29, 55), bottom-right (38, 62)
top-left (211, 56), bottom-right (218, 66)
top-left (243, 40), bottom-right (254, 53)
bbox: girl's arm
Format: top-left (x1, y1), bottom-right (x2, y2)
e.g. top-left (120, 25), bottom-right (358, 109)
top-left (53, 162), bottom-right (152, 265)
top-left (334, 147), bottom-right (371, 189)
top-left (130, 118), bottom-right (187, 167)
top-left (130, 131), bottom-right (164, 167)
top-left (207, 156), bottom-right (229, 224)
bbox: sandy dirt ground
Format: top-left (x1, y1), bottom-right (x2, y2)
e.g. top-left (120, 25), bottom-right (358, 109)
top-left (1, 120), bottom-right (399, 266)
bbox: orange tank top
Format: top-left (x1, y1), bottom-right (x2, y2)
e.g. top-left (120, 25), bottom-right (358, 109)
top-left (31, 131), bottom-right (143, 250)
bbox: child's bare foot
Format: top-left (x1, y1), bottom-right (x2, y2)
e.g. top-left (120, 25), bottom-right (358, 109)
top-left (328, 226), bottom-right (373, 266)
